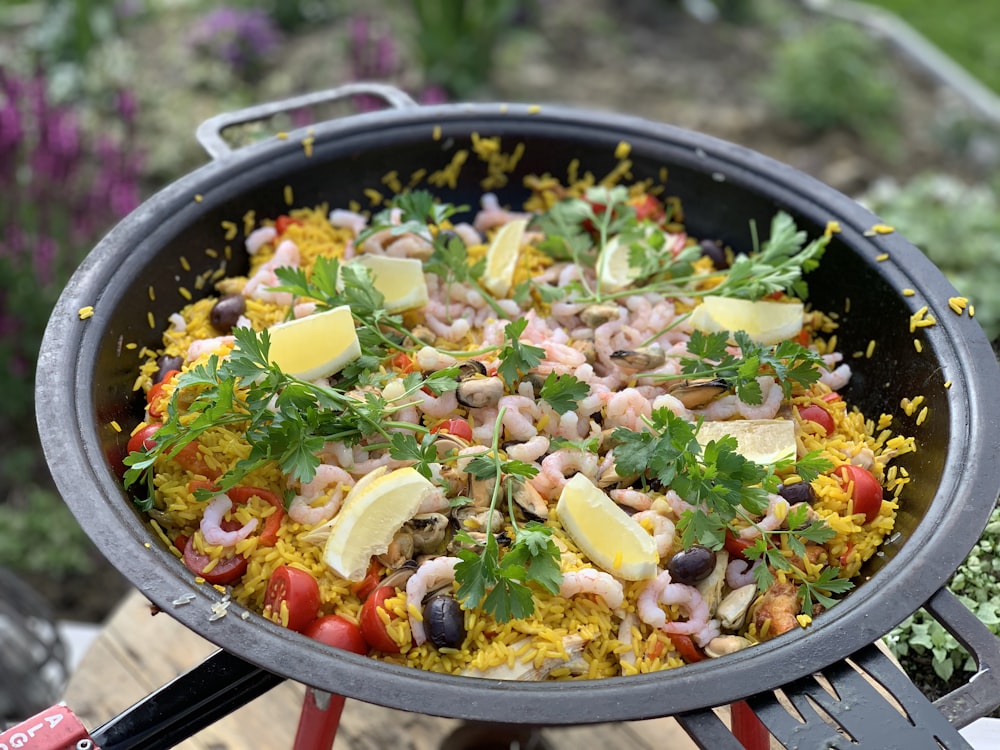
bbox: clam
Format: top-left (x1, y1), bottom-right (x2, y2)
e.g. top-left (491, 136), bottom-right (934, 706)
top-left (404, 513), bottom-right (450, 553)
top-left (704, 635), bottom-right (753, 659)
top-left (580, 303), bottom-right (621, 328)
top-left (456, 359), bottom-right (488, 379)
top-left (571, 339), bottom-right (598, 364)
top-left (511, 480), bottom-right (549, 520)
top-left (456, 375), bottom-right (504, 409)
top-left (377, 530), bottom-right (415, 569)
top-left (666, 378), bottom-right (730, 409)
top-left (716, 584), bottom-right (758, 630)
top-left (452, 506), bottom-right (505, 533)
top-left (610, 343), bottom-right (666, 372)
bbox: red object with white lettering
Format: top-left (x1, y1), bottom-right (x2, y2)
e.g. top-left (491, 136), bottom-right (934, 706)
top-left (0, 705), bottom-right (98, 750)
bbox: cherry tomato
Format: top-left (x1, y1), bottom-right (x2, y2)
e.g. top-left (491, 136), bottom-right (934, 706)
top-left (667, 633), bottom-right (705, 663)
top-left (304, 615), bottom-right (367, 655)
top-left (359, 585), bottom-right (403, 653)
top-left (264, 565), bottom-right (321, 632)
top-left (839, 541), bottom-right (855, 569)
top-left (227, 486), bottom-right (285, 546)
top-left (796, 327), bottom-right (811, 346)
top-left (127, 423), bottom-right (161, 454)
top-left (390, 351), bottom-right (418, 374)
top-left (723, 529), bottom-right (754, 560)
top-left (430, 418), bottom-right (473, 443)
top-left (349, 559), bottom-right (383, 601)
top-left (629, 194), bottom-right (665, 223)
top-left (798, 404), bottom-right (835, 437)
top-left (821, 392), bottom-right (842, 403)
top-left (836, 464), bottom-right (883, 524)
top-left (182, 534), bottom-right (248, 585)
top-left (174, 441), bottom-right (221, 480)
top-left (275, 215), bottom-right (302, 235)
top-left (174, 534), bottom-right (188, 552)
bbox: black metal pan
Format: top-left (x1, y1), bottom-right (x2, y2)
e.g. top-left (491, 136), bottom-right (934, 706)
top-left (34, 83), bottom-right (1000, 748)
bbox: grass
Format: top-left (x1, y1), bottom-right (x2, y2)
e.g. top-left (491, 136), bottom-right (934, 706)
top-left (860, 0), bottom-right (1000, 93)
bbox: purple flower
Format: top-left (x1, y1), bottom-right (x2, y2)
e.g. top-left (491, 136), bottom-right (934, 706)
top-left (189, 7), bottom-right (282, 78)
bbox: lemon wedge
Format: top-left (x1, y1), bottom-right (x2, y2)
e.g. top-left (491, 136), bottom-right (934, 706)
top-left (696, 419), bottom-right (797, 465)
top-left (597, 236), bottom-right (642, 292)
top-left (482, 218), bottom-right (528, 298)
top-left (267, 304), bottom-right (361, 380)
top-left (353, 255), bottom-right (429, 313)
top-left (323, 467), bottom-right (434, 581)
top-left (689, 295), bottom-right (804, 345)
top-left (556, 473), bottom-right (658, 580)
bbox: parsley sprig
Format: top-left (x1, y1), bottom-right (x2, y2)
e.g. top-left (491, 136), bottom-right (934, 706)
top-left (123, 327), bottom-right (457, 504)
top-left (648, 329), bottom-right (826, 404)
top-left (454, 407), bottom-right (563, 622)
top-left (611, 408), bottom-right (848, 612)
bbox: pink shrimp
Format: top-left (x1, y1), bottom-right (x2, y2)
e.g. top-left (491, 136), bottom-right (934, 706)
top-left (609, 488), bottom-right (654, 511)
top-left (559, 568), bottom-right (625, 609)
top-left (288, 464), bottom-right (354, 526)
top-left (244, 239), bottom-right (299, 304)
top-left (498, 395), bottom-right (540, 441)
top-left (738, 494), bottom-right (790, 540)
top-left (200, 495), bottom-right (258, 547)
top-left (637, 570), bottom-right (711, 637)
top-left (631, 510), bottom-right (676, 559)
top-left (505, 435), bottom-right (551, 464)
top-left (245, 225), bottom-right (277, 255)
top-left (472, 193), bottom-right (532, 234)
top-left (406, 556), bottom-right (462, 646)
top-left (603, 387), bottom-right (653, 431)
top-left (185, 334), bottom-right (235, 363)
top-left (328, 208), bottom-right (368, 236)
top-left (415, 389), bottom-right (459, 419)
top-left (423, 304), bottom-right (472, 342)
top-left (726, 557), bottom-right (761, 589)
top-left (736, 376), bottom-right (784, 420)
top-left (820, 363), bottom-right (852, 391)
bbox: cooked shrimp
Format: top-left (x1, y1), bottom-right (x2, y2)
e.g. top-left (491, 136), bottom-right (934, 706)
top-left (632, 510), bottom-right (676, 558)
top-left (637, 570), bottom-right (711, 638)
top-left (417, 486), bottom-right (451, 514)
top-left (559, 568), bottom-right (625, 609)
top-left (609, 488), bottom-right (653, 511)
top-left (738, 494), bottom-right (790, 540)
top-left (415, 389), bottom-right (459, 419)
top-left (604, 388), bottom-right (653, 431)
top-left (473, 193), bottom-right (532, 234)
top-left (424, 306), bottom-right (472, 342)
top-left (328, 208), bottom-right (368, 236)
top-left (820, 363), bottom-right (852, 391)
top-left (498, 395), bottom-right (539, 441)
top-left (288, 464), bottom-right (354, 526)
top-left (737, 376), bottom-right (784, 420)
top-left (406, 556), bottom-right (462, 645)
top-left (245, 226), bottom-right (277, 255)
top-left (726, 557), bottom-right (761, 589)
top-left (185, 334), bottom-right (235, 363)
top-left (243, 238), bottom-right (299, 304)
top-left (505, 435), bottom-right (550, 464)
top-left (200, 495), bottom-right (258, 547)
top-left (531, 449), bottom-right (600, 498)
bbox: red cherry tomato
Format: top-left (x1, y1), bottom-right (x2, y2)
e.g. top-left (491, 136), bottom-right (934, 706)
top-left (723, 529), bottom-right (754, 561)
top-left (430, 418), bottom-right (473, 443)
top-left (227, 486), bottom-right (285, 546)
top-left (667, 633), bottom-right (705, 663)
top-left (836, 464), bottom-right (883, 524)
top-left (275, 215), bottom-right (303, 235)
top-left (304, 615), bottom-right (367, 655)
top-left (390, 351), bottom-right (418, 374)
top-left (264, 565), bottom-right (321, 632)
top-left (182, 533), bottom-right (248, 585)
top-left (359, 585), bottom-right (403, 653)
top-left (349, 559), bottom-right (383, 600)
top-left (629, 194), bottom-right (665, 223)
top-left (821, 392), bottom-right (842, 403)
top-left (127, 423), bottom-right (161, 454)
top-left (146, 369), bottom-right (181, 418)
top-left (798, 404), bottom-right (835, 437)
top-left (173, 441), bottom-right (221, 480)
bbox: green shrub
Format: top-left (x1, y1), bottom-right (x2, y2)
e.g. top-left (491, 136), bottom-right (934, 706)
top-left (759, 20), bottom-right (900, 142)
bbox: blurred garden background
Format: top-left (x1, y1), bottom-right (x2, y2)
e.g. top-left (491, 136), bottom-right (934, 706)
top-left (1, 0), bottom-right (999, 711)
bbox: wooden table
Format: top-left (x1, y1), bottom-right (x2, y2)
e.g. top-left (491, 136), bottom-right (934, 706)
top-left (63, 590), bottom-right (713, 749)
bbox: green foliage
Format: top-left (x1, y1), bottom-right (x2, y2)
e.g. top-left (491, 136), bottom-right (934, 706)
top-left (884, 506), bottom-right (1000, 682)
top-left (758, 20), bottom-right (900, 143)
top-left (0, 484), bottom-right (96, 575)
top-left (411, 0), bottom-right (526, 97)
top-left (858, 174), bottom-right (1000, 340)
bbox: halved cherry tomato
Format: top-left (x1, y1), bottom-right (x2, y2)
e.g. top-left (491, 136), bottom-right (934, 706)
top-left (798, 404), bottom-right (835, 437)
top-left (667, 633), bottom-right (705, 663)
top-left (264, 565), bottom-right (321, 632)
top-left (821, 392), bottom-right (842, 403)
top-left (629, 194), bottom-right (665, 223)
top-left (723, 529), bottom-right (754, 561)
top-left (182, 532), bottom-right (248, 585)
top-left (187, 478), bottom-right (220, 494)
top-left (390, 351), bottom-right (418, 374)
top-left (146, 370), bottom-right (179, 418)
top-left (275, 215), bottom-right (303, 235)
top-left (228, 486), bottom-right (285, 546)
top-left (174, 534), bottom-right (188, 552)
top-left (127, 423), bottom-right (161, 454)
top-left (359, 585), bottom-right (403, 653)
top-left (430, 418), bottom-right (473, 443)
top-left (349, 559), bottom-right (383, 601)
top-left (836, 464), bottom-right (883, 524)
top-left (839, 541), bottom-right (855, 569)
top-left (174, 441), bottom-right (221, 480)
top-left (796, 327), bottom-right (811, 346)
top-left (304, 615), bottom-right (367, 655)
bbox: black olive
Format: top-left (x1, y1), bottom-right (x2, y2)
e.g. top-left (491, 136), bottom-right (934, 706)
top-left (210, 294), bottom-right (246, 333)
top-left (698, 239), bottom-right (729, 269)
top-left (778, 481), bottom-right (817, 505)
top-left (154, 354), bottom-right (183, 383)
top-left (423, 594), bottom-right (466, 649)
top-left (667, 545), bottom-right (717, 585)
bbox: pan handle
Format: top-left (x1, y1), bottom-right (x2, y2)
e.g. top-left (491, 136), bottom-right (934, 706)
top-left (676, 586), bottom-right (1000, 749)
top-left (195, 82), bottom-right (419, 160)
top-left (88, 648), bottom-right (284, 750)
